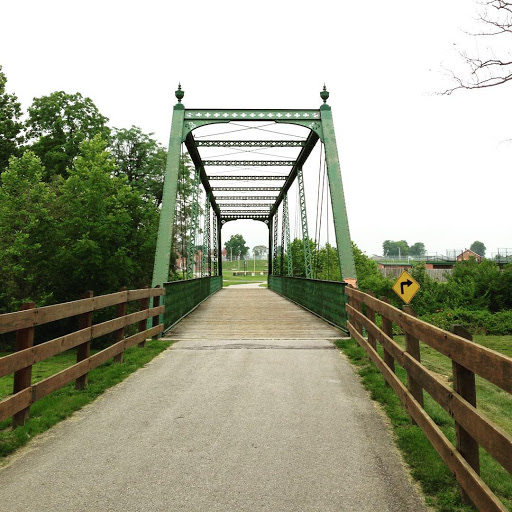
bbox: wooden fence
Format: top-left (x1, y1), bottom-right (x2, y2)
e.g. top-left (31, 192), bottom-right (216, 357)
top-left (345, 287), bottom-right (512, 511)
top-left (0, 287), bottom-right (165, 428)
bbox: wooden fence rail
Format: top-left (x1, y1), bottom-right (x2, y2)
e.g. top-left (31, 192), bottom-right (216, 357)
top-left (345, 286), bottom-right (512, 512)
top-left (0, 287), bottom-right (165, 428)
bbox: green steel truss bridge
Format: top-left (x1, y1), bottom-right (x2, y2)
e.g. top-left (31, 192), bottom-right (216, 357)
top-left (152, 85), bottom-right (357, 331)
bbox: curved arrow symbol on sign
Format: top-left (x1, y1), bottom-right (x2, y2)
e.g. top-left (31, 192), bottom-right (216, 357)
top-left (400, 279), bottom-right (413, 295)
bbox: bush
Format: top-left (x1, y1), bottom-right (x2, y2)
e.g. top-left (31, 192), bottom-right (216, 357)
top-left (420, 308), bottom-right (512, 335)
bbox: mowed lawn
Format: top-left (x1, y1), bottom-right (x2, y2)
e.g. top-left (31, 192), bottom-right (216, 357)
top-left (222, 258), bottom-right (268, 287)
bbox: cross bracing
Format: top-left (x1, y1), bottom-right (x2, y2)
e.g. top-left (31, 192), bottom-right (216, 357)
top-left (195, 140), bottom-right (306, 147)
top-left (203, 160), bottom-right (295, 167)
top-left (216, 196), bottom-right (277, 201)
top-left (152, 85), bottom-right (357, 290)
top-left (208, 176), bottom-right (287, 181)
top-left (212, 187), bottom-right (282, 192)
top-left (217, 204), bottom-right (273, 208)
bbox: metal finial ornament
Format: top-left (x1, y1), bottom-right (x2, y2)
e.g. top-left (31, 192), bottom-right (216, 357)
top-left (320, 84), bottom-right (329, 104)
top-left (175, 83), bottom-right (184, 103)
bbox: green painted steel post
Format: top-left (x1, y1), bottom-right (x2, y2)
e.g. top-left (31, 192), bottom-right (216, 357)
top-left (152, 87), bottom-right (186, 288)
top-left (319, 87), bottom-right (357, 283)
top-left (296, 167), bottom-right (312, 279)
top-left (268, 215), bottom-right (273, 276)
top-left (217, 214), bottom-right (223, 277)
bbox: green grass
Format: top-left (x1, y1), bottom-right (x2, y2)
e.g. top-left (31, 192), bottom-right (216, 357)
top-left (222, 259), bottom-right (268, 287)
top-left (335, 336), bottom-right (512, 511)
top-left (0, 339), bottom-right (172, 463)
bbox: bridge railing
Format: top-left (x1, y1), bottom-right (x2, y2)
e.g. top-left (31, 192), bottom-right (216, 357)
top-left (345, 287), bottom-right (512, 512)
top-left (0, 287), bottom-right (165, 428)
top-left (163, 276), bottom-right (222, 330)
top-left (268, 275), bottom-right (347, 331)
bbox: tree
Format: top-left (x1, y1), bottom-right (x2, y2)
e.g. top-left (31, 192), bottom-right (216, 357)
top-left (0, 151), bottom-right (59, 311)
top-left (382, 240), bottom-right (409, 257)
top-left (253, 245), bottom-right (268, 259)
top-left (409, 242), bottom-right (426, 257)
top-left (0, 65), bottom-right (24, 172)
top-left (54, 135), bottom-right (157, 299)
top-left (26, 91), bottom-right (110, 179)
top-left (225, 234), bottom-right (249, 260)
top-left (470, 240), bottom-right (486, 257)
top-left (444, 1), bottom-right (512, 94)
top-left (110, 126), bottom-right (167, 205)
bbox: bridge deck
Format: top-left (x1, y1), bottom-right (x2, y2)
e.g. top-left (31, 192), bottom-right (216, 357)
top-left (0, 287), bottom-right (426, 511)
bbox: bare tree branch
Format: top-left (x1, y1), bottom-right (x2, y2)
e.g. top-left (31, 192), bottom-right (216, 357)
top-left (442, 0), bottom-right (512, 93)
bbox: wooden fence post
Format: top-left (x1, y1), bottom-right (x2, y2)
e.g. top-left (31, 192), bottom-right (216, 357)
top-left (75, 291), bottom-right (93, 390)
top-left (114, 287), bottom-right (127, 363)
top-left (380, 296), bottom-right (395, 384)
top-left (138, 286), bottom-right (149, 348)
top-left (152, 285), bottom-right (161, 339)
top-left (365, 291), bottom-right (377, 350)
top-left (451, 324), bottom-right (480, 506)
top-left (403, 305), bottom-right (423, 424)
top-left (12, 302), bottom-right (36, 427)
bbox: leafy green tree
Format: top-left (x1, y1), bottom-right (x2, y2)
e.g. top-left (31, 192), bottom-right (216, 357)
top-left (26, 91), bottom-right (109, 179)
top-left (0, 66), bottom-right (24, 172)
top-left (470, 240), bottom-right (486, 257)
top-left (225, 234), bottom-right (249, 260)
top-left (409, 242), bottom-right (426, 257)
top-left (315, 243), bottom-right (340, 281)
top-left (53, 136), bottom-right (157, 299)
top-left (352, 243), bottom-right (393, 299)
top-left (0, 151), bottom-right (59, 311)
top-left (253, 245), bottom-right (268, 259)
top-left (382, 240), bottom-right (409, 257)
top-left (110, 126), bottom-right (167, 205)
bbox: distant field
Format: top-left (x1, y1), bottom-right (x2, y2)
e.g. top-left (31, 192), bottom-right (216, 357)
top-left (223, 259), bottom-right (268, 287)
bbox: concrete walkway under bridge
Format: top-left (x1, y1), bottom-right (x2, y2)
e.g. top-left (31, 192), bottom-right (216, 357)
top-left (0, 287), bottom-right (426, 511)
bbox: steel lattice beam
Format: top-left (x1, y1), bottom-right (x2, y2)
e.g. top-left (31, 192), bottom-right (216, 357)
top-left (216, 196), bottom-right (277, 201)
top-left (218, 203), bottom-right (273, 208)
top-left (208, 175), bottom-right (286, 181)
top-left (212, 187), bottom-right (281, 192)
top-left (221, 210), bottom-right (271, 214)
top-left (222, 215), bottom-right (269, 221)
top-left (195, 140), bottom-right (306, 147)
top-left (284, 194), bottom-right (293, 277)
top-left (202, 195), bottom-right (211, 277)
top-left (212, 210), bottom-right (218, 276)
top-left (203, 160), bottom-right (295, 166)
top-left (187, 168), bottom-right (201, 279)
top-left (297, 167), bottom-right (312, 279)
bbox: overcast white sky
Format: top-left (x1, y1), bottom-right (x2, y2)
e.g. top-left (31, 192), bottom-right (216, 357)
top-left (1, 0), bottom-right (511, 258)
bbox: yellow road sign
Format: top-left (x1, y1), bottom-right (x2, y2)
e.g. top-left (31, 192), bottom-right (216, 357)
top-left (392, 270), bottom-right (420, 304)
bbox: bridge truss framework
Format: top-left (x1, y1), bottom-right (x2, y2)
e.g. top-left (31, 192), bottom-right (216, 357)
top-left (152, 86), bottom-right (356, 287)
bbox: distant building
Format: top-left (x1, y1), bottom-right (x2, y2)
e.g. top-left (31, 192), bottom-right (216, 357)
top-left (456, 249), bottom-right (483, 263)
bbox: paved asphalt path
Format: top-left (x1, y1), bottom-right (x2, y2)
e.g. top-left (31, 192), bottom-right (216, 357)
top-left (0, 288), bottom-right (427, 511)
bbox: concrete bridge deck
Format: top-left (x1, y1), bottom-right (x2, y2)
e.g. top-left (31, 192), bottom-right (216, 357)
top-left (0, 287), bottom-right (426, 511)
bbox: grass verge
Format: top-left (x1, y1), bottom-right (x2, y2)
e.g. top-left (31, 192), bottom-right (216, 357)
top-left (0, 339), bottom-right (172, 463)
top-left (335, 338), bottom-right (512, 512)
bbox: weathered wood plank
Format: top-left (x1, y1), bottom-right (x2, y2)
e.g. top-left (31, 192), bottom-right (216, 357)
top-left (348, 320), bottom-right (508, 512)
top-left (346, 287), bottom-right (512, 393)
top-left (31, 324), bottom-right (164, 402)
top-left (0, 288), bottom-right (164, 334)
top-left (0, 388), bottom-right (32, 423)
top-left (347, 304), bottom-right (512, 474)
top-left (0, 306), bottom-right (164, 379)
